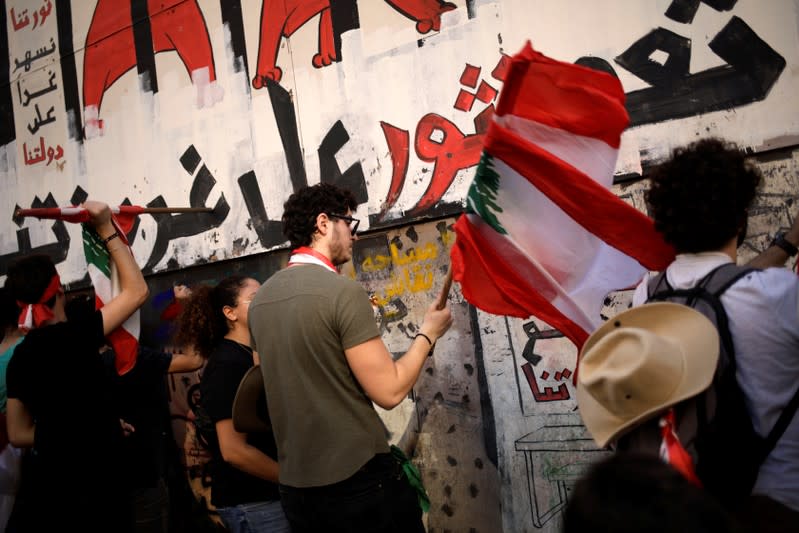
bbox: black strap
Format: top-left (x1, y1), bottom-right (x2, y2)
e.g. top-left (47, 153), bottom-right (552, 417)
top-left (762, 384), bottom-right (799, 462)
top-left (648, 263), bottom-right (797, 459)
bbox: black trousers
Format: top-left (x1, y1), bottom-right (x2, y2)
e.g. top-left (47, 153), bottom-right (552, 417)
top-left (279, 453), bottom-right (425, 533)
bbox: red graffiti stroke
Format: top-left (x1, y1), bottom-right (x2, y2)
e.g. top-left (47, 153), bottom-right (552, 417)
top-left (83, 0), bottom-right (216, 113)
top-left (379, 122), bottom-right (411, 220)
top-left (385, 0), bottom-right (457, 34)
top-left (251, 0), bottom-right (335, 88)
top-left (522, 362), bottom-right (571, 403)
top-left (409, 113), bottom-right (484, 215)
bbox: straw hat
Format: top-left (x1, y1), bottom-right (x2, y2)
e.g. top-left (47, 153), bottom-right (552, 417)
top-left (232, 365), bottom-right (271, 433)
top-left (576, 302), bottom-right (719, 448)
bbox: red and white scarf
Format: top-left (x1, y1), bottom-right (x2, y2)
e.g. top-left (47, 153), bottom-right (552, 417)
top-left (17, 274), bottom-right (61, 331)
top-left (659, 409), bottom-right (702, 487)
top-left (287, 246), bottom-right (337, 273)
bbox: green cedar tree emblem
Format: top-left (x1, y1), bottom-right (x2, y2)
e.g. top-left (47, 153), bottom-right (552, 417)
top-left (466, 152), bottom-right (507, 234)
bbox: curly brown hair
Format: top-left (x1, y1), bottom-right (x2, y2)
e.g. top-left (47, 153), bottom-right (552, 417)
top-left (282, 183), bottom-right (358, 249)
top-left (646, 138), bottom-right (762, 253)
top-left (173, 275), bottom-right (250, 358)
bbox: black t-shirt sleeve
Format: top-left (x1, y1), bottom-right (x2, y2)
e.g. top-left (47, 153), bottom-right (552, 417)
top-left (201, 348), bottom-right (251, 424)
top-left (135, 346), bottom-right (173, 375)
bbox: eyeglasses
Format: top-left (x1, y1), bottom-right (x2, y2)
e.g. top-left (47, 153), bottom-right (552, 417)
top-left (328, 213), bottom-right (360, 236)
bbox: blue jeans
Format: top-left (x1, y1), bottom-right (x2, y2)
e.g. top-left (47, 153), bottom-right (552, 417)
top-left (279, 453), bottom-right (425, 533)
top-left (216, 500), bottom-right (291, 533)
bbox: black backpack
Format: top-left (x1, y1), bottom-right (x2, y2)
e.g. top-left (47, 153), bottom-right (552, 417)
top-left (616, 263), bottom-right (799, 508)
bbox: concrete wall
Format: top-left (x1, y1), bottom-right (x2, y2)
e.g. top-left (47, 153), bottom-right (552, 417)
top-left (2, 1), bottom-right (799, 531)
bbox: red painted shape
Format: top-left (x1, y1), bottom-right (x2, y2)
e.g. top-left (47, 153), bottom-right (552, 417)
top-left (522, 362), bottom-right (571, 402)
top-left (454, 89), bottom-right (476, 112)
top-left (473, 103), bottom-right (495, 134)
top-left (384, 0), bottom-right (457, 34)
top-left (540, 370), bottom-right (550, 380)
top-left (82, 0), bottom-right (216, 112)
top-left (491, 53), bottom-right (512, 82)
top-left (251, 0), bottom-right (334, 88)
top-left (378, 121), bottom-right (411, 219)
top-left (459, 64), bottom-right (481, 88)
top-left (475, 80), bottom-right (498, 103)
top-left (410, 113), bottom-right (484, 215)
top-left (561, 368), bottom-right (572, 379)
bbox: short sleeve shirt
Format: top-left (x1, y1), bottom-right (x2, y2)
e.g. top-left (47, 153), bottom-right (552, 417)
top-left (200, 339), bottom-right (279, 507)
top-left (249, 264), bottom-right (387, 487)
top-left (6, 310), bottom-right (124, 484)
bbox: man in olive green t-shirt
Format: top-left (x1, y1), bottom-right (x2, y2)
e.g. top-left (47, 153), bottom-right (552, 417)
top-left (249, 183), bottom-right (452, 533)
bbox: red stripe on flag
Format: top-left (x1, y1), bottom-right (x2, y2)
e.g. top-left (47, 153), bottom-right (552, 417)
top-left (485, 122), bottom-right (675, 271)
top-left (496, 41), bottom-right (628, 149)
top-left (451, 215), bottom-right (589, 348)
top-left (107, 327), bottom-right (140, 375)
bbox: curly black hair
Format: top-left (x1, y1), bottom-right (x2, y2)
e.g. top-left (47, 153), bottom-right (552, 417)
top-left (173, 275), bottom-right (250, 358)
top-left (646, 138), bottom-right (762, 254)
top-left (282, 183), bottom-right (358, 249)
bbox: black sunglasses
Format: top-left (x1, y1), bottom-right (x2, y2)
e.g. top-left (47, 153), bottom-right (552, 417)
top-left (328, 213), bottom-right (360, 235)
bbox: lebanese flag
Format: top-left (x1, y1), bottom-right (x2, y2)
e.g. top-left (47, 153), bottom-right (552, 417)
top-left (451, 42), bottom-right (674, 350)
top-left (19, 206), bottom-right (142, 375)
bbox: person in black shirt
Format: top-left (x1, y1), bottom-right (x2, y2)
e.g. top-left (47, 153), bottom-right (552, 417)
top-left (4, 200), bottom-right (149, 532)
top-left (174, 275), bottom-right (289, 533)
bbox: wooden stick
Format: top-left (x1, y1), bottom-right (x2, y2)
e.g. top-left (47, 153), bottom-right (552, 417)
top-left (135, 207), bottom-right (214, 214)
top-left (435, 265), bottom-right (453, 310)
top-left (13, 206), bottom-right (214, 218)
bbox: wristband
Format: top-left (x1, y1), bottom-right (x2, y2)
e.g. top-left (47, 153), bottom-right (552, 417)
top-left (415, 332), bottom-right (433, 346)
top-left (102, 231), bottom-right (120, 246)
top-left (771, 232), bottom-right (798, 257)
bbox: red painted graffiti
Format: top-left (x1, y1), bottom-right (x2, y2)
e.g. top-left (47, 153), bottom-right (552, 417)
top-left (83, 0), bottom-right (217, 116)
top-left (384, 0), bottom-right (457, 34)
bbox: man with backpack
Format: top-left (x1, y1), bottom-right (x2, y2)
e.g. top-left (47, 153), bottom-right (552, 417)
top-left (579, 138), bottom-right (799, 531)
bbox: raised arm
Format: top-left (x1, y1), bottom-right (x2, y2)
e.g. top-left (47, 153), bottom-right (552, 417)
top-left (345, 288), bottom-right (453, 409)
top-left (83, 200), bottom-right (149, 335)
top-left (747, 216), bottom-right (799, 269)
top-left (167, 348), bottom-right (205, 373)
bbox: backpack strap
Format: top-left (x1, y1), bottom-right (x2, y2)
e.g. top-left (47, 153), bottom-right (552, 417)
top-left (652, 263), bottom-right (798, 461)
top-left (761, 385), bottom-right (799, 462)
top-left (646, 263), bottom-right (758, 433)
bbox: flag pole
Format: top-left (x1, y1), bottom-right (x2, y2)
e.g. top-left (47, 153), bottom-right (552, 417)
top-left (435, 265), bottom-right (453, 310)
top-left (14, 206), bottom-right (214, 218)
top-left (133, 207), bottom-right (215, 214)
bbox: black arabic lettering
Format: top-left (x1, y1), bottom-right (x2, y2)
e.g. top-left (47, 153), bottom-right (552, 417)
top-left (665, 0), bottom-right (737, 24)
top-left (27, 103), bottom-right (56, 134)
top-left (242, 82), bottom-right (368, 248)
top-left (616, 16), bottom-right (786, 127)
top-left (19, 71), bottom-right (58, 107)
top-left (0, 193), bottom-right (70, 277)
top-left (13, 38), bottom-right (56, 73)
top-left (143, 145), bottom-right (230, 273)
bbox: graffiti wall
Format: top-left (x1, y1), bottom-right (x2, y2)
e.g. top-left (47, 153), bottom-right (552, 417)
top-left (3, 1), bottom-right (799, 532)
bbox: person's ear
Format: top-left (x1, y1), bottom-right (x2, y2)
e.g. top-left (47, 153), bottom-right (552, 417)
top-left (315, 213), bottom-right (331, 236)
top-left (222, 305), bottom-right (237, 323)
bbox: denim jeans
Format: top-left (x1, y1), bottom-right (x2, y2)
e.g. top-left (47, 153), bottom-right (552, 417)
top-left (279, 453), bottom-right (425, 533)
top-left (217, 499), bottom-right (291, 533)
